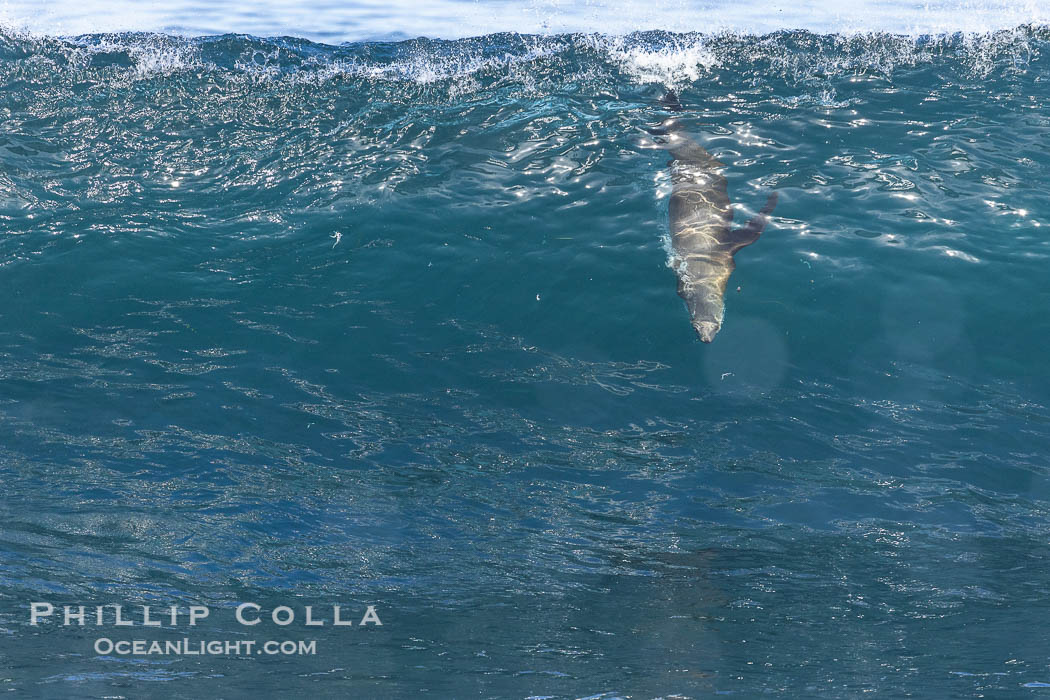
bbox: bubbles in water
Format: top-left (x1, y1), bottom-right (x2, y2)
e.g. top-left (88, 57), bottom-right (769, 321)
top-left (880, 274), bottom-right (965, 361)
top-left (849, 274), bottom-right (976, 403)
top-left (702, 317), bottom-right (789, 396)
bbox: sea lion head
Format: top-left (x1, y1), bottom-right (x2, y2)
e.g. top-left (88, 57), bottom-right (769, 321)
top-left (683, 287), bottom-right (724, 343)
top-left (693, 320), bottom-right (721, 343)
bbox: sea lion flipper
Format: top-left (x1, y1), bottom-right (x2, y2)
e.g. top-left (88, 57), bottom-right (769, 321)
top-left (759, 191), bottom-right (779, 216)
top-left (726, 192), bottom-right (778, 254)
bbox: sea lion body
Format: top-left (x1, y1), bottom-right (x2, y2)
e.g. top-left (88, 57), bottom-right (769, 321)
top-left (658, 92), bottom-right (777, 342)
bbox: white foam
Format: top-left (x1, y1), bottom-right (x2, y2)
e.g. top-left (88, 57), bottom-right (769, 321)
top-left (596, 34), bottom-right (718, 86)
top-left (321, 43), bottom-right (561, 84)
top-left (310, 34), bottom-right (716, 89)
top-left (60, 35), bottom-right (203, 78)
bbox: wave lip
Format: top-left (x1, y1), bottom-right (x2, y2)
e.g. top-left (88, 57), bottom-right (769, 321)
top-left (0, 26), bottom-right (1045, 91)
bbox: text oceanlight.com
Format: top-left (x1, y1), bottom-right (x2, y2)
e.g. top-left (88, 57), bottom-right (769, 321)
top-left (94, 638), bottom-right (318, 656)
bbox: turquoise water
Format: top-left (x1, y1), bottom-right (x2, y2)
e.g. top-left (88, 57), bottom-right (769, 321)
top-left (2, 21), bottom-right (1050, 698)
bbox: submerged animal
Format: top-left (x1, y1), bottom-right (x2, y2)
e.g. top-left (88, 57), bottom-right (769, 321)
top-left (656, 91), bottom-right (777, 342)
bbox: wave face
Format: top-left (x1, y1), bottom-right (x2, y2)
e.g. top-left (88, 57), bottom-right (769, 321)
top-left (3, 26), bottom-right (1050, 697)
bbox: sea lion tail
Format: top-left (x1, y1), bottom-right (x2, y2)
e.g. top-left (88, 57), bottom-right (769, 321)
top-left (660, 90), bottom-right (684, 112)
top-left (648, 90), bottom-right (686, 137)
top-left (651, 89), bottom-right (722, 167)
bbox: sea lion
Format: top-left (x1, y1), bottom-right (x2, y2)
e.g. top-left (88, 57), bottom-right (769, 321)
top-left (657, 91), bottom-right (777, 342)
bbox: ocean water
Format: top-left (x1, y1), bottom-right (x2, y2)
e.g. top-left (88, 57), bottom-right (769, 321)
top-left (2, 2), bottom-right (1050, 698)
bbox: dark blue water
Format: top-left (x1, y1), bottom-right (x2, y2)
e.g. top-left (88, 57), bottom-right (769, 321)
top-left (3, 26), bottom-right (1050, 698)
